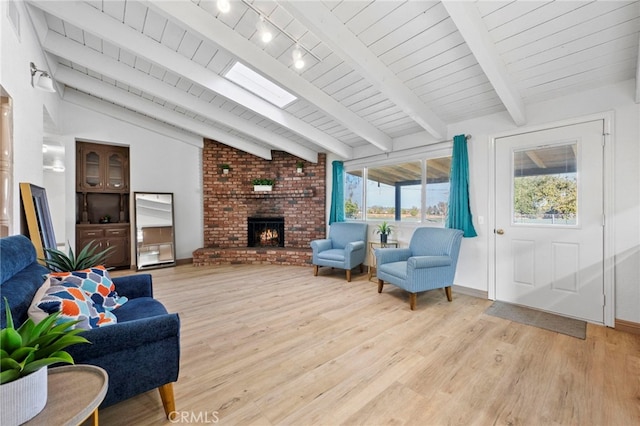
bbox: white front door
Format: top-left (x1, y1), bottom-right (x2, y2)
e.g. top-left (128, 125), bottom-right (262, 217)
top-left (494, 120), bottom-right (604, 323)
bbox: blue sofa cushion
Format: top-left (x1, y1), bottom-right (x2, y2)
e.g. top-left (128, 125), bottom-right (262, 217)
top-left (378, 261), bottom-right (408, 281)
top-left (317, 249), bottom-right (346, 262)
top-left (0, 236), bottom-right (49, 328)
top-left (113, 297), bottom-right (168, 322)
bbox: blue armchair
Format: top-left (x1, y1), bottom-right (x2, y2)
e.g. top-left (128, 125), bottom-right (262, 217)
top-left (375, 227), bottom-right (463, 310)
top-left (311, 222), bottom-right (368, 282)
top-left (0, 235), bottom-right (180, 417)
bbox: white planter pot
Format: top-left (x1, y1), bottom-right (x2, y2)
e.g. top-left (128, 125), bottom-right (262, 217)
top-left (253, 185), bottom-right (273, 192)
top-left (296, 167), bottom-right (303, 173)
top-left (0, 366), bottom-right (48, 425)
top-left (222, 168), bottom-right (229, 174)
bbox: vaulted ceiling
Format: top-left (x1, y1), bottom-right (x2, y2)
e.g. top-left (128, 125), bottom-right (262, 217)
top-left (28, 0), bottom-right (640, 164)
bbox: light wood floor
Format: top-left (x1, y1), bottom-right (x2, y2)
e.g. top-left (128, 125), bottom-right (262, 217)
top-left (98, 264), bottom-right (640, 425)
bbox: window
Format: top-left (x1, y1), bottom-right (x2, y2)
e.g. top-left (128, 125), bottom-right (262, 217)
top-left (345, 171), bottom-right (363, 220)
top-left (344, 155), bottom-right (451, 224)
top-left (224, 62), bottom-right (297, 108)
top-left (426, 157), bottom-right (451, 224)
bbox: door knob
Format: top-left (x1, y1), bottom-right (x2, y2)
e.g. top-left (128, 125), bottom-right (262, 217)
top-left (496, 229), bottom-right (505, 235)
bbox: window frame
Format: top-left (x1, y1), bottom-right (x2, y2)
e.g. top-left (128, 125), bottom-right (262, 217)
top-left (343, 143), bottom-right (453, 225)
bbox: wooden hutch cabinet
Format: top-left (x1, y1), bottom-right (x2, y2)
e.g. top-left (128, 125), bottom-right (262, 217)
top-left (77, 143), bottom-right (129, 193)
top-left (76, 141), bottom-right (130, 268)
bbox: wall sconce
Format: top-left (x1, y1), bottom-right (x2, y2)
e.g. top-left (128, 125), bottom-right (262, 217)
top-left (30, 62), bottom-right (56, 93)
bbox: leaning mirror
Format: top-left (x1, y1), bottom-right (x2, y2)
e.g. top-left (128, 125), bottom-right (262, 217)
top-left (134, 192), bottom-right (175, 270)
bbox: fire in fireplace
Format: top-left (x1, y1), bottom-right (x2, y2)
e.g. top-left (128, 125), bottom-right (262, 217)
top-left (247, 217), bottom-right (285, 247)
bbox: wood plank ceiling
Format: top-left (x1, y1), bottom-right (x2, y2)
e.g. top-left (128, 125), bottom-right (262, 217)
top-left (26, 0), bottom-right (640, 164)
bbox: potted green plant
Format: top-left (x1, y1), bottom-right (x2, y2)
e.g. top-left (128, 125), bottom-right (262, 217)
top-left (0, 298), bottom-right (90, 424)
top-left (221, 164), bottom-right (231, 174)
top-left (375, 221), bottom-right (393, 244)
top-left (252, 178), bottom-right (275, 192)
top-left (41, 240), bottom-right (115, 272)
top-left (296, 161), bottom-right (304, 173)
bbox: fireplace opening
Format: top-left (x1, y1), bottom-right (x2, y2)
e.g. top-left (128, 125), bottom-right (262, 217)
top-left (248, 217), bottom-right (284, 247)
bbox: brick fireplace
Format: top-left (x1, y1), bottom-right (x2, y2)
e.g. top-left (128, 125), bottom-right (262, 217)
top-left (192, 140), bottom-right (326, 266)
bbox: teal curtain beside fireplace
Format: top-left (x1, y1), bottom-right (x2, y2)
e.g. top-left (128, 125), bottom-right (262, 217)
top-left (329, 160), bottom-right (345, 224)
top-left (446, 134), bottom-right (477, 237)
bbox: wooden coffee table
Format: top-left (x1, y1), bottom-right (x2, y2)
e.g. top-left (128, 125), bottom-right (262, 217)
top-left (26, 365), bottom-right (108, 426)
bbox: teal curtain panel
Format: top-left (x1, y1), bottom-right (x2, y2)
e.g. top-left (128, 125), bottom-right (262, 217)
top-left (329, 160), bottom-right (345, 224)
top-left (446, 135), bottom-right (477, 237)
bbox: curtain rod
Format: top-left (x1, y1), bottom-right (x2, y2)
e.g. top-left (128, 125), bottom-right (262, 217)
top-left (343, 134), bottom-right (471, 166)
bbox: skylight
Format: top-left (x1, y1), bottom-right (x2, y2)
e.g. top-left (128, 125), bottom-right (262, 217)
top-left (224, 62), bottom-right (297, 108)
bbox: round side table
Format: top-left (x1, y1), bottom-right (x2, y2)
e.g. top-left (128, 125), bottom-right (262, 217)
top-left (26, 365), bottom-right (108, 426)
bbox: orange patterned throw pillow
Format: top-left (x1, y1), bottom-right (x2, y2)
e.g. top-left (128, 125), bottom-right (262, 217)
top-left (36, 280), bottom-right (117, 329)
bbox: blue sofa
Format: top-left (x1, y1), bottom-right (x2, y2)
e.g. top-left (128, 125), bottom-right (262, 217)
top-left (0, 235), bottom-right (180, 417)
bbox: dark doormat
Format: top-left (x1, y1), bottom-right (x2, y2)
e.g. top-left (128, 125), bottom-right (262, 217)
top-left (484, 301), bottom-right (587, 340)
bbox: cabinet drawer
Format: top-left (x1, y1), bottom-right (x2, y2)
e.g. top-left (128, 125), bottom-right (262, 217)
top-left (78, 228), bottom-right (105, 239)
top-left (105, 227), bottom-right (128, 237)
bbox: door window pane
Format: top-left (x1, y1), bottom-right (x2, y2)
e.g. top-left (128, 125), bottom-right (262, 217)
top-left (513, 143), bottom-right (577, 225)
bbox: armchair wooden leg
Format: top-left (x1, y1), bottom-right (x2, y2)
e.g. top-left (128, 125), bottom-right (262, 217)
top-left (409, 293), bottom-right (417, 310)
top-left (377, 279), bottom-right (384, 293)
top-left (313, 265), bottom-right (319, 276)
top-left (346, 269), bottom-right (352, 282)
top-left (158, 383), bottom-right (176, 420)
top-left (445, 286), bottom-right (452, 302)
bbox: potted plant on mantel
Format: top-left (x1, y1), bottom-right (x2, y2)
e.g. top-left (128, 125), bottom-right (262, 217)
top-left (296, 161), bottom-right (304, 173)
top-left (221, 164), bottom-right (231, 174)
top-left (375, 221), bottom-right (393, 244)
top-left (0, 299), bottom-right (90, 425)
top-left (252, 178), bottom-right (275, 192)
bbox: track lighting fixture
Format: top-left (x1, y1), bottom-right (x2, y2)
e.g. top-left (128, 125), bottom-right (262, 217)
top-left (256, 16), bottom-right (273, 43)
top-left (292, 46), bottom-right (305, 70)
top-left (217, 0), bottom-right (230, 14)
top-left (30, 62), bottom-right (55, 93)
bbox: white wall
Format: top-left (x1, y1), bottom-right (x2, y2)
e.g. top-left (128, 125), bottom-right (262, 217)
top-left (1, 1), bottom-right (59, 233)
top-left (58, 102), bottom-right (203, 262)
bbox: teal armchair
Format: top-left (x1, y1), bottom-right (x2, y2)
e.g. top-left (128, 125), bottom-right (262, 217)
top-left (375, 227), bottom-right (463, 310)
top-left (311, 222), bottom-right (368, 282)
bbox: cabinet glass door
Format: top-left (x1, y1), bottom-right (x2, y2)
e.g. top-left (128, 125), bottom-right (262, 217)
top-left (106, 152), bottom-right (126, 191)
top-left (83, 149), bottom-right (103, 189)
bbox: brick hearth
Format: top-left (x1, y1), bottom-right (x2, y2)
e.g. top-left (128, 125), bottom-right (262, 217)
top-left (192, 140), bottom-right (326, 266)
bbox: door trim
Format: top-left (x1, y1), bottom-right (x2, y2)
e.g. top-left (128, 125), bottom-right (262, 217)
top-left (488, 112), bottom-right (615, 327)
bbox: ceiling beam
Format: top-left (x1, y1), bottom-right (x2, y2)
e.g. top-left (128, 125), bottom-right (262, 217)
top-left (55, 67), bottom-right (273, 159)
top-left (443, 2), bottom-right (527, 126)
top-left (148, 0), bottom-right (393, 152)
top-left (279, 1), bottom-right (447, 140)
top-left (42, 31), bottom-right (318, 162)
top-left (63, 90), bottom-right (203, 148)
top-left (27, 0), bottom-right (352, 159)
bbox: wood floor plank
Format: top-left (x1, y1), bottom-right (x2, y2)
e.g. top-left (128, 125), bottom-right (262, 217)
top-left (96, 264), bottom-right (640, 425)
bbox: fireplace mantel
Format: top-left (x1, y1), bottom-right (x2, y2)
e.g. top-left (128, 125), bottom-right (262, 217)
top-left (219, 189), bottom-right (315, 199)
